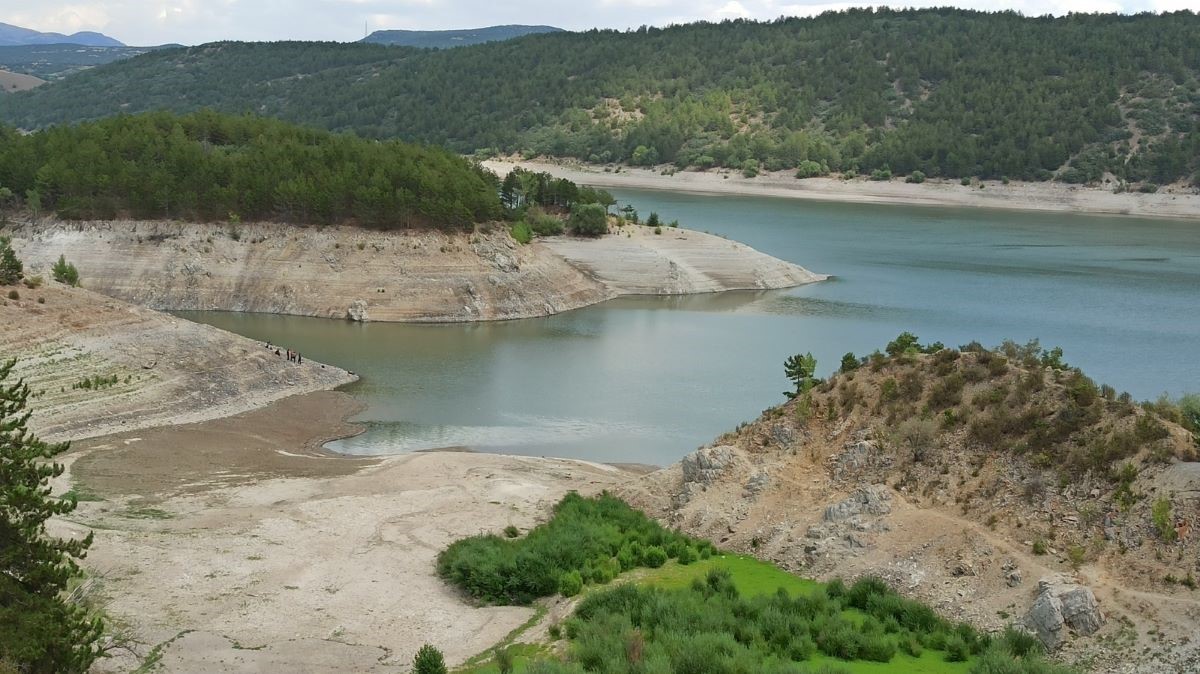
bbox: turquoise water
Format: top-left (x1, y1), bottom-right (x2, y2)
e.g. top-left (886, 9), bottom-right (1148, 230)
top-left (179, 190), bottom-right (1200, 465)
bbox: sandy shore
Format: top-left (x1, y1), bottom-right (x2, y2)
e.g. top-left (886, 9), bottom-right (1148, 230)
top-left (485, 160), bottom-right (1200, 221)
top-left (53, 390), bottom-right (632, 673)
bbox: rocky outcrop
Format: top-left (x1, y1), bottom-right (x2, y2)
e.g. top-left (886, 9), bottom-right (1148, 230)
top-left (9, 219), bottom-right (824, 323)
top-left (1024, 574), bottom-right (1105, 650)
top-left (823, 485), bottom-right (892, 521)
top-left (681, 445), bottom-right (739, 485)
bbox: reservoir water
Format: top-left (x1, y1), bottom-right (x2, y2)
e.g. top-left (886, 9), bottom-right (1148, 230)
top-left (179, 189), bottom-right (1200, 465)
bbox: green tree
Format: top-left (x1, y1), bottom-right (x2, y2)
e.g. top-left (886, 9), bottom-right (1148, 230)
top-left (783, 353), bottom-right (817, 399)
top-left (0, 237), bottom-right (22, 285)
top-left (25, 190), bottom-right (41, 219)
top-left (412, 644), bottom-right (447, 674)
top-left (839, 352), bottom-right (859, 373)
top-left (568, 203), bottom-right (608, 237)
top-left (0, 359), bottom-right (103, 672)
top-left (51, 256), bottom-right (79, 287)
top-left (646, 212), bottom-right (661, 227)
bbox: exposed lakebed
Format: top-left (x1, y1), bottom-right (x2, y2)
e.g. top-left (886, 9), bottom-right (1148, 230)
top-left (179, 189), bottom-right (1200, 465)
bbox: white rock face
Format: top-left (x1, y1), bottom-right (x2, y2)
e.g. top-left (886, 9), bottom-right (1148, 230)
top-left (823, 485), bottom-right (893, 521)
top-left (1024, 574), bottom-right (1105, 649)
top-left (681, 446), bottom-right (738, 485)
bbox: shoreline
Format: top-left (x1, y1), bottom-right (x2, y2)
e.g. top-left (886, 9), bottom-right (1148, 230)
top-left (9, 217), bottom-right (823, 325)
top-left (484, 159), bottom-right (1200, 221)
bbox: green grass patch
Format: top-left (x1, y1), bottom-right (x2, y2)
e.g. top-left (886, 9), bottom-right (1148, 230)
top-left (635, 553), bottom-right (821, 598)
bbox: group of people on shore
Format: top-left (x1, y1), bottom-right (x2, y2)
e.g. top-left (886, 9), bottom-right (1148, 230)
top-left (265, 341), bottom-right (302, 364)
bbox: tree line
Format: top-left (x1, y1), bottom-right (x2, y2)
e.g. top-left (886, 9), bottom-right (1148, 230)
top-left (1, 9), bottom-right (1197, 184)
top-left (0, 110), bottom-right (501, 229)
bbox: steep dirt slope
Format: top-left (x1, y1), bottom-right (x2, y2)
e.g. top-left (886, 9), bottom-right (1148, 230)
top-left (8, 219), bottom-right (823, 322)
top-left (623, 342), bottom-right (1200, 673)
top-left (0, 282), bottom-right (354, 441)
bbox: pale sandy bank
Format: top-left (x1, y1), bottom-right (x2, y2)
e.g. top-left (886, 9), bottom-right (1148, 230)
top-left (51, 391), bottom-right (631, 673)
top-left (0, 283), bottom-right (354, 442)
top-left (9, 218), bottom-right (823, 324)
top-left (485, 160), bottom-right (1200, 221)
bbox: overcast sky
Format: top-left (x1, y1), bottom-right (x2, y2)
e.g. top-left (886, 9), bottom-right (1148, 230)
top-left (2, 0), bottom-right (1197, 46)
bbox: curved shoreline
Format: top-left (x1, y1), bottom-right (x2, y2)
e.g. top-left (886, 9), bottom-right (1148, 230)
top-left (484, 159), bottom-right (1200, 222)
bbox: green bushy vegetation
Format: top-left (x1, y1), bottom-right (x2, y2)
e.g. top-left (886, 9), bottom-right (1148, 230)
top-left (521, 570), bottom-right (1070, 674)
top-left (4, 10), bottom-right (1196, 184)
top-left (0, 359), bottom-right (104, 672)
top-left (436, 492), bottom-right (711, 605)
top-left (848, 333), bottom-right (1195, 483)
top-left (51, 255), bottom-right (79, 287)
top-left (0, 111), bottom-right (501, 229)
top-left (0, 236), bottom-right (22, 285)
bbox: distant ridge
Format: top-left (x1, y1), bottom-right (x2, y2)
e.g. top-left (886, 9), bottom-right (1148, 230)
top-left (361, 24), bottom-right (562, 48)
top-left (0, 22), bottom-right (124, 47)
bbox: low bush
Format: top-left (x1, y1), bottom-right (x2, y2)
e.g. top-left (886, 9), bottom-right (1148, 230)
top-left (437, 492), bottom-right (699, 604)
top-left (510, 221), bottom-right (532, 244)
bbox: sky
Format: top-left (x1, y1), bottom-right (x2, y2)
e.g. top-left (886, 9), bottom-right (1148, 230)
top-left (1, 0), bottom-right (1197, 46)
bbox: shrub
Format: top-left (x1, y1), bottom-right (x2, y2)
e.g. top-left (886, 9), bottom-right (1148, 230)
top-left (437, 492), bottom-right (697, 604)
top-left (905, 170), bottom-right (926, 184)
top-left (1032, 539), bottom-right (1048, 555)
top-left (795, 160), bottom-right (824, 178)
top-left (676, 545), bottom-right (696, 565)
top-left (885, 332), bottom-right (921, 357)
top-left (1152, 498), bottom-right (1176, 542)
top-left (742, 159), bottom-right (759, 178)
top-left (870, 167), bottom-right (892, 181)
top-left (510, 221), bottom-right (533, 244)
top-left (929, 373), bottom-right (965, 409)
top-left (51, 255), bottom-right (80, 287)
top-left (413, 644), bottom-right (447, 674)
top-left (6, 289), bottom-right (17, 300)
top-left (559, 570), bottom-right (584, 597)
top-left (494, 647), bottom-right (514, 674)
top-left (503, 525), bottom-right (519, 538)
top-left (944, 634), bottom-right (970, 662)
top-left (22, 275), bottom-right (43, 289)
top-left (569, 203), bottom-right (608, 237)
top-left (526, 208), bottom-right (565, 236)
top-left (0, 236), bottom-right (22, 285)
top-left (642, 546), bottom-right (668, 568)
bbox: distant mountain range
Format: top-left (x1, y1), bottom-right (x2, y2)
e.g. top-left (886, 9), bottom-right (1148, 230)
top-left (361, 24), bottom-right (562, 48)
top-left (0, 21), bottom-right (123, 47)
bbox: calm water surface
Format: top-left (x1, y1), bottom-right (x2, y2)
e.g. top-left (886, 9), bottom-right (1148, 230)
top-left (179, 190), bottom-right (1200, 465)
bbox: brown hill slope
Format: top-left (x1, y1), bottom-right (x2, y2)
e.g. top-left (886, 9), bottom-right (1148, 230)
top-left (0, 68), bottom-right (43, 92)
top-left (624, 338), bottom-right (1199, 673)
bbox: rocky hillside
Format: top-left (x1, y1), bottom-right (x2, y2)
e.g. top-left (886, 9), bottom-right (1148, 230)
top-left (0, 281), bottom-right (354, 442)
top-left (624, 338), bottom-right (1199, 673)
top-left (7, 219), bottom-right (822, 322)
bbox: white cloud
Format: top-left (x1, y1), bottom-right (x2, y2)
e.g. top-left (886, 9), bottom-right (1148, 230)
top-left (0, 0), bottom-right (1195, 44)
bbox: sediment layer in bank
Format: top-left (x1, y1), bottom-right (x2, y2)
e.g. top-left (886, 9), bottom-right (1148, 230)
top-left (8, 219), bottom-right (824, 323)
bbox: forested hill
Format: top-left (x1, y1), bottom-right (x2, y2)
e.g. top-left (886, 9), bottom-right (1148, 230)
top-left (361, 25), bottom-right (564, 48)
top-left (0, 111), bottom-right (500, 228)
top-left (1, 9), bottom-right (1198, 185)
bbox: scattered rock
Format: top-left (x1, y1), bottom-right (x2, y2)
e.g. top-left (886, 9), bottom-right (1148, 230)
top-left (347, 299), bottom-right (369, 322)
